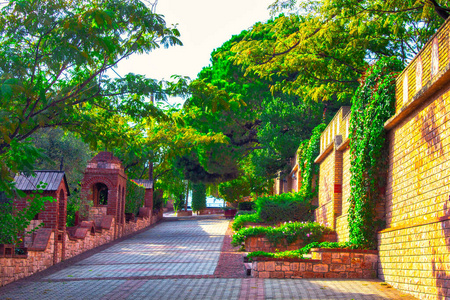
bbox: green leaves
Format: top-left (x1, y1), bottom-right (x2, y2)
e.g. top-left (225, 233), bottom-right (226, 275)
top-left (0, 0), bottom-right (183, 191)
top-left (231, 221), bottom-right (332, 248)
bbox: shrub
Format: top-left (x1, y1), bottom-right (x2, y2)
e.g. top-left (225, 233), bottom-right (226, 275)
top-left (153, 189), bottom-right (164, 212)
top-left (173, 194), bottom-right (185, 212)
top-left (191, 183), bottom-right (207, 212)
top-left (232, 212), bottom-right (261, 231)
top-left (238, 201), bottom-right (255, 211)
top-left (66, 191), bottom-right (92, 227)
top-left (0, 183), bottom-right (56, 245)
top-left (231, 221), bottom-right (332, 248)
top-left (255, 193), bottom-right (315, 224)
top-left (125, 180), bottom-right (145, 216)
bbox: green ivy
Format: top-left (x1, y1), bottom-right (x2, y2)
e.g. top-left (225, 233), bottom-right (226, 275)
top-left (348, 57), bottom-right (403, 249)
top-left (0, 182), bottom-right (56, 245)
top-left (231, 221), bottom-right (332, 248)
top-left (297, 123), bottom-right (326, 201)
top-left (125, 179), bottom-right (146, 216)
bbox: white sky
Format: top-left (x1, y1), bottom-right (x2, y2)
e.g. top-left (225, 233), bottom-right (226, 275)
top-left (115, 0), bottom-right (274, 104)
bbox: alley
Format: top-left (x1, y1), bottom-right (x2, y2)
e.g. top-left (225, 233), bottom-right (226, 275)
top-left (0, 216), bottom-right (415, 300)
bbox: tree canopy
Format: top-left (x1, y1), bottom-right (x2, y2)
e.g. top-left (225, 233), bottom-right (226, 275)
top-left (0, 0), bottom-right (182, 193)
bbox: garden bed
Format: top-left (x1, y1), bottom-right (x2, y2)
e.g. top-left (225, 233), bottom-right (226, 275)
top-left (244, 232), bottom-right (337, 252)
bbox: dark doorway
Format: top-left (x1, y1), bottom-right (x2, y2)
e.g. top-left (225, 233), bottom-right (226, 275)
top-left (93, 183), bottom-right (108, 206)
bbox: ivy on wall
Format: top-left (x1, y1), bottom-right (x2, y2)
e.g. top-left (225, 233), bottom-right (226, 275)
top-left (348, 57), bottom-right (403, 249)
top-left (297, 123), bottom-right (326, 201)
top-left (125, 179), bottom-right (145, 216)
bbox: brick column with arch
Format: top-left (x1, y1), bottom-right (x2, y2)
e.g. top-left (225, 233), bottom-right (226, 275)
top-left (80, 152), bottom-right (127, 239)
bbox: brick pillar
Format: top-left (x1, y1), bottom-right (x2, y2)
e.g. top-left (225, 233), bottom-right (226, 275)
top-left (144, 188), bottom-right (153, 209)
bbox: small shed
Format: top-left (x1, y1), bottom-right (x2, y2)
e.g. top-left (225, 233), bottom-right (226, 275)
top-left (14, 170), bottom-right (70, 232)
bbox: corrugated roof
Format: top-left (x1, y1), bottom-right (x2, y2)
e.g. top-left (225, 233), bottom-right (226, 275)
top-left (14, 171), bottom-right (70, 194)
top-left (132, 179), bottom-right (153, 189)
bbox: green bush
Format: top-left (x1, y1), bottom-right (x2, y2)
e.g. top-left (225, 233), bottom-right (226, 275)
top-left (0, 183), bottom-right (56, 245)
top-left (255, 193), bottom-right (315, 224)
top-left (231, 221), bottom-right (332, 248)
top-left (153, 189), bottom-right (164, 212)
top-left (125, 180), bottom-right (146, 216)
top-left (232, 212), bottom-right (261, 231)
top-left (173, 194), bottom-right (185, 212)
top-left (238, 201), bottom-right (255, 211)
top-left (246, 241), bottom-right (358, 260)
top-left (191, 183), bottom-right (206, 212)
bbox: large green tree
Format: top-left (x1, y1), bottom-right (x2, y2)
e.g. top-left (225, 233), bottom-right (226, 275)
top-left (0, 0), bottom-right (182, 192)
top-left (232, 0), bottom-right (450, 103)
top-left (183, 28), bottom-right (337, 184)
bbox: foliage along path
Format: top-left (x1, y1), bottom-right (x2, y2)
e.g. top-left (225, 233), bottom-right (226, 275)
top-left (0, 215), bottom-right (415, 299)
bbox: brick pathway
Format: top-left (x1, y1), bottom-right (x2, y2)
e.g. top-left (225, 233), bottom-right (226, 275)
top-left (0, 215), bottom-right (417, 300)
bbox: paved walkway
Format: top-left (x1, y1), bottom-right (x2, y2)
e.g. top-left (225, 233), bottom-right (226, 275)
top-left (0, 216), bottom-right (416, 300)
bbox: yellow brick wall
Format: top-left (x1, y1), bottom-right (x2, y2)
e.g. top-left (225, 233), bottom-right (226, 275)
top-left (379, 83), bottom-right (450, 299)
top-left (335, 148), bottom-right (350, 242)
top-left (395, 21), bottom-right (450, 113)
top-left (378, 220), bottom-right (450, 300)
top-left (379, 17), bottom-right (450, 299)
top-left (316, 151), bottom-right (335, 228)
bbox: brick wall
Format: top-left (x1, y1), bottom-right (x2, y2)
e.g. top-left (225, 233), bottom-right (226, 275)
top-left (0, 211), bottom-right (163, 287)
top-left (379, 77), bottom-right (450, 299)
top-left (335, 148), bottom-right (350, 242)
top-left (315, 150), bottom-right (335, 228)
top-left (375, 17), bottom-right (450, 300)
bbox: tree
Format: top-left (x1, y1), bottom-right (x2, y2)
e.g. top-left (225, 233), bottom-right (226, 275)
top-left (0, 0), bottom-right (182, 192)
top-left (29, 128), bottom-right (93, 190)
top-left (218, 155), bottom-right (272, 206)
top-left (191, 182), bottom-right (206, 213)
top-left (232, 0), bottom-right (450, 104)
top-left (183, 28), bottom-right (342, 183)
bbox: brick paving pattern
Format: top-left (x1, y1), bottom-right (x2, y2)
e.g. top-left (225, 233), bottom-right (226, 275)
top-left (0, 215), bottom-right (417, 299)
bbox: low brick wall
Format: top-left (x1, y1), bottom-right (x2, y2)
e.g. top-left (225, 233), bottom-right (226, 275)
top-left (0, 211), bottom-right (163, 287)
top-left (251, 248), bottom-right (378, 279)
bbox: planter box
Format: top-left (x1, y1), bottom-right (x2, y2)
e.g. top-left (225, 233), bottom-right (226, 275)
top-left (177, 211), bottom-right (193, 217)
top-left (198, 208), bottom-right (224, 215)
top-left (224, 209), bottom-right (237, 219)
top-left (0, 244), bottom-right (14, 258)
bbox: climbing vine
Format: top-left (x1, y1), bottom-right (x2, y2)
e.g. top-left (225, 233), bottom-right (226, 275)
top-left (348, 57), bottom-right (403, 249)
top-left (297, 123), bottom-right (326, 201)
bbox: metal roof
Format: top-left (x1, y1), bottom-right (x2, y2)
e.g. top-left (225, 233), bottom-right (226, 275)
top-left (14, 171), bottom-right (70, 195)
top-left (132, 179), bottom-right (153, 189)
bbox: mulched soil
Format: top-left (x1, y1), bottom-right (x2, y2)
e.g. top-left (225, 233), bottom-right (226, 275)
top-left (214, 223), bottom-right (246, 278)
